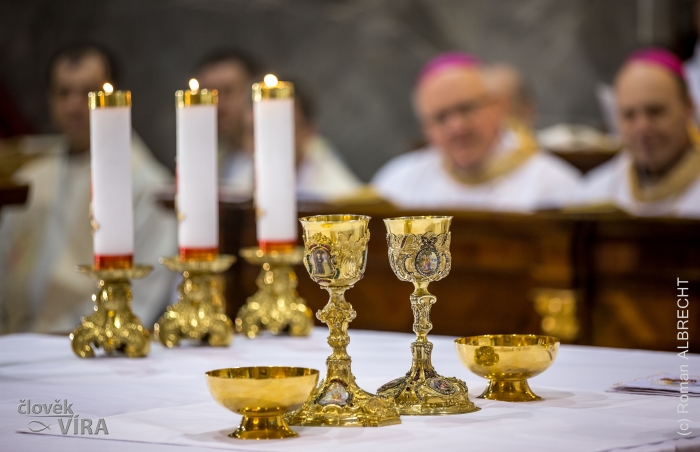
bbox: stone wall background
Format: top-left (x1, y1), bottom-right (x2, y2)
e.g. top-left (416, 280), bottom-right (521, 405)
top-left (0, 0), bottom-right (694, 180)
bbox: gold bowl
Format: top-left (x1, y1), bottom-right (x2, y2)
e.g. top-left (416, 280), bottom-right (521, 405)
top-left (206, 366), bottom-right (319, 439)
top-left (454, 335), bottom-right (559, 402)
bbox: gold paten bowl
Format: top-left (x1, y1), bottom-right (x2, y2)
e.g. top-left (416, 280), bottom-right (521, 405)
top-left (454, 335), bottom-right (559, 402)
top-left (205, 366), bottom-right (319, 439)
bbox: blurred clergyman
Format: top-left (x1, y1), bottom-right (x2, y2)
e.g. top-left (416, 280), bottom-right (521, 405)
top-left (684, 1), bottom-right (700, 123)
top-left (0, 44), bottom-right (176, 334)
top-left (483, 63), bottom-right (536, 127)
top-left (290, 85), bottom-right (363, 201)
top-left (195, 50), bottom-right (258, 191)
top-left (576, 48), bottom-right (700, 217)
top-left (372, 52), bottom-right (580, 211)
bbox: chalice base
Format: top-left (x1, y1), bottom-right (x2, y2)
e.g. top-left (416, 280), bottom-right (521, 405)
top-left (377, 371), bottom-right (479, 415)
top-left (377, 339), bottom-right (479, 415)
top-left (478, 379), bottom-right (541, 402)
top-left (286, 376), bottom-right (401, 427)
top-left (230, 413), bottom-right (298, 440)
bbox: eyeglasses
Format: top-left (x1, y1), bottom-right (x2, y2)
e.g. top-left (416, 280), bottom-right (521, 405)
top-left (425, 95), bottom-right (493, 127)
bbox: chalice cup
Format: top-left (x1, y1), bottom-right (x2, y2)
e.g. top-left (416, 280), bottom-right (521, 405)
top-left (376, 216), bottom-right (479, 415)
top-left (286, 214), bottom-right (401, 427)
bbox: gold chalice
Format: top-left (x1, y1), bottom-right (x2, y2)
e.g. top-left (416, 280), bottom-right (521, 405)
top-left (286, 214), bottom-right (401, 427)
top-left (205, 366), bottom-right (319, 439)
top-left (377, 216), bottom-right (478, 415)
top-left (455, 334), bottom-right (560, 402)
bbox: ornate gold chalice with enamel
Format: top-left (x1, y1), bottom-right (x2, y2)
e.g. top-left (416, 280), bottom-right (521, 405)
top-left (286, 214), bottom-right (401, 427)
top-left (376, 216), bottom-right (478, 415)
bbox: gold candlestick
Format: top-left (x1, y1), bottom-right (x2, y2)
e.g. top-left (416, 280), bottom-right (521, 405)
top-left (154, 255), bottom-right (235, 347)
top-left (286, 215), bottom-right (401, 427)
top-left (235, 247), bottom-right (313, 338)
top-left (532, 288), bottom-right (579, 342)
top-left (376, 216), bottom-right (479, 415)
top-left (70, 265), bottom-right (152, 358)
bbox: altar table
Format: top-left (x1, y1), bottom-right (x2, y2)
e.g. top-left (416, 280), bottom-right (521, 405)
top-left (0, 329), bottom-right (698, 452)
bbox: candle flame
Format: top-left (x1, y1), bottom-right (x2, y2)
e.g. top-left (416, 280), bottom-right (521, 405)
top-left (188, 78), bottom-right (199, 91)
top-left (263, 74), bottom-right (279, 88)
top-left (103, 83), bottom-right (114, 94)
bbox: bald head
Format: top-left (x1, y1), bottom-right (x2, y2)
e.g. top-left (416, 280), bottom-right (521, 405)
top-left (414, 65), bottom-right (506, 170)
top-left (615, 61), bottom-right (693, 174)
top-left (484, 64), bottom-right (535, 126)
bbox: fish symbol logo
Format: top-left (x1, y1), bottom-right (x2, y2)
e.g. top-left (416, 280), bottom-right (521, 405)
top-left (27, 421), bottom-right (51, 432)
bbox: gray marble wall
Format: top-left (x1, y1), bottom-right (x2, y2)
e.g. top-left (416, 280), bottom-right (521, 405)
top-left (0, 0), bottom-right (675, 180)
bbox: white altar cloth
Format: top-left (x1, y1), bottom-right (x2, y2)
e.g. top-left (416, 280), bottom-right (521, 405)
top-left (1, 328), bottom-right (698, 452)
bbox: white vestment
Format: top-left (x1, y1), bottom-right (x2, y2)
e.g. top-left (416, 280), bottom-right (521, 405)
top-left (685, 42), bottom-right (700, 124)
top-left (0, 134), bottom-right (177, 334)
top-left (574, 151), bottom-right (700, 218)
top-left (219, 145), bottom-right (254, 196)
top-left (371, 130), bottom-right (581, 212)
top-left (219, 135), bottom-right (363, 201)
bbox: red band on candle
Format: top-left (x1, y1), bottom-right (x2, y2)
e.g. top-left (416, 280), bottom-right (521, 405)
top-left (179, 247), bottom-right (218, 261)
top-left (258, 240), bottom-right (296, 253)
top-left (94, 254), bottom-right (133, 270)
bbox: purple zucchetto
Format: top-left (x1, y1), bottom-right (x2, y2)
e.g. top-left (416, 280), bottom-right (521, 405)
top-left (416, 52), bottom-right (481, 87)
top-left (625, 47), bottom-right (686, 81)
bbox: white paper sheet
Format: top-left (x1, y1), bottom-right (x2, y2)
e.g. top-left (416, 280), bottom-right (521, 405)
top-left (609, 372), bottom-right (700, 397)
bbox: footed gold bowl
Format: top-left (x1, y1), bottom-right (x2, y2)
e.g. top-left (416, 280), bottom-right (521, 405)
top-left (455, 334), bottom-right (559, 402)
top-left (206, 366), bottom-right (319, 439)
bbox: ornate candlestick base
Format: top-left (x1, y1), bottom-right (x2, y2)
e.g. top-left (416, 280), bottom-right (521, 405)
top-left (235, 247), bottom-right (313, 338)
top-left (287, 214), bottom-right (401, 427)
top-left (154, 255), bottom-right (235, 347)
top-left (70, 265), bottom-right (152, 358)
top-left (377, 216), bottom-right (479, 415)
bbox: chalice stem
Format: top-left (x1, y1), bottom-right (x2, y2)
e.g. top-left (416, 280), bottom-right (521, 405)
top-left (319, 285), bottom-right (357, 382)
top-left (410, 282), bottom-right (436, 372)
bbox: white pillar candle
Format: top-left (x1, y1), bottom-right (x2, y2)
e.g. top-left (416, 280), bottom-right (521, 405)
top-left (175, 79), bottom-right (219, 260)
top-left (252, 75), bottom-right (297, 252)
top-left (88, 85), bottom-right (134, 269)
